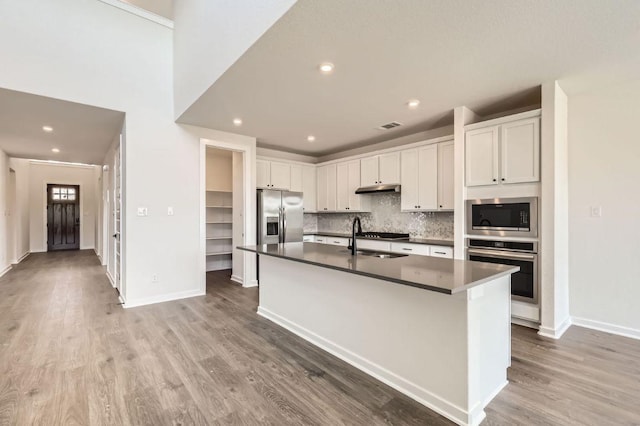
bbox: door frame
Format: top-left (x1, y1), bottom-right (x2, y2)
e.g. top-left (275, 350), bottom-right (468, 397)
top-left (42, 181), bottom-right (83, 251)
top-left (200, 138), bottom-right (257, 291)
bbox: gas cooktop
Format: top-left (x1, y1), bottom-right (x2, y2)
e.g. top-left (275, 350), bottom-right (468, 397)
top-left (356, 232), bottom-right (410, 240)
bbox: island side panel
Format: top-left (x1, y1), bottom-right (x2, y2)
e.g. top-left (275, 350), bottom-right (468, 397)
top-left (466, 275), bottom-right (512, 425)
top-left (257, 255), bottom-right (473, 425)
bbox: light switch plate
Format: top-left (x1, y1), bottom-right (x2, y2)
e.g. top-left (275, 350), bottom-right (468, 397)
top-left (167, 207), bottom-right (174, 216)
top-left (590, 206), bottom-right (602, 217)
top-left (137, 207), bottom-right (148, 217)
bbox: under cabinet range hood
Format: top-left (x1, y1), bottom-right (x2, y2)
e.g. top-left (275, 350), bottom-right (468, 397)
top-left (355, 183), bottom-right (401, 194)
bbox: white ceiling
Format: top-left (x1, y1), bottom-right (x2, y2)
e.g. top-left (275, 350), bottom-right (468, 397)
top-left (177, 0), bottom-right (640, 156)
top-left (0, 88), bottom-right (125, 164)
top-left (121, 0), bottom-right (173, 20)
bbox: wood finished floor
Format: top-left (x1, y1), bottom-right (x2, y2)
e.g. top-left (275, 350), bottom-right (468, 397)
top-left (0, 251), bottom-right (638, 425)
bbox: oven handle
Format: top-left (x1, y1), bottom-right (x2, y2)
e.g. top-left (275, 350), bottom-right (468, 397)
top-left (467, 248), bottom-right (536, 260)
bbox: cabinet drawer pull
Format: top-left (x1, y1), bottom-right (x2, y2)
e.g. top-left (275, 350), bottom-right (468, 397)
top-left (333, 241), bottom-right (341, 244)
top-left (434, 251), bottom-right (446, 255)
top-left (402, 248), bottom-right (413, 251)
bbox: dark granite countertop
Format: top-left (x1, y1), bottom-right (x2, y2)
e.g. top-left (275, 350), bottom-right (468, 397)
top-left (239, 242), bottom-right (517, 295)
top-left (304, 232), bottom-right (454, 247)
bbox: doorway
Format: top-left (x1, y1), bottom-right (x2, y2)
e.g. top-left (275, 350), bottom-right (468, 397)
top-left (47, 184), bottom-right (80, 251)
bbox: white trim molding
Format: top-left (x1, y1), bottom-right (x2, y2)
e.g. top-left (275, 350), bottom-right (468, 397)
top-left (12, 251), bottom-right (30, 265)
top-left (123, 289), bottom-right (205, 309)
top-left (538, 316), bottom-right (572, 339)
top-left (0, 265), bottom-right (12, 279)
top-left (571, 317), bottom-right (640, 341)
top-left (230, 275), bottom-right (243, 285)
top-left (96, 0), bottom-right (174, 29)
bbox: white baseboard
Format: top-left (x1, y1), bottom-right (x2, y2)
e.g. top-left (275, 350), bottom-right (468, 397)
top-left (106, 271), bottom-right (116, 288)
top-left (230, 274), bottom-right (243, 285)
top-left (511, 316), bottom-right (539, 329)
top-left (258, 306), bottom-right (480, 426)
top-left (538, 316), bottom-right (572, 339)
top-left (12, 251), bottom-right (30, 265)
top-left (244, 279), bottom-right (259, 288)
top-left (571, 316), bottom-right (640, 341)
top-left (30, 249), bottom-right (46, 253)
top-left (124, 289), bottom-right (205, 309)
top-left (0, 265), bottom-right (12, 279)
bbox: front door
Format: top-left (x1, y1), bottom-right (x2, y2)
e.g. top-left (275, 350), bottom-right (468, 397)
top-left (47, 184), bottom-right (80, 251)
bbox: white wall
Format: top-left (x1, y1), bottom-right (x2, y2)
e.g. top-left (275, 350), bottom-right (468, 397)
top-left (28, 162), bottom-right (100, 252)
top-left (173, 0), bottom-right (297, 118)
top-left (0, 149), bottom-right (8, 275)
top-left (568, 79), bottom-right (640, 337)
top-left (8, 158), bottom-right (30, 262)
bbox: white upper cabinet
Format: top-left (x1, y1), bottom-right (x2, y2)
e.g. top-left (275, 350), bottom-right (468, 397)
top-left (301, 165), bottom-right (317, 212)
top-left (400, 142), bottom-right (451, 212)
top-left (465, 126), bottom-right (499, 187)
top-left (437, 141), bottom-right (455, 210)
top-left (336, 160), bottom-right (369, 212)
top-left (501, 117), bottom-right (540, 184)
top-left (317, 164), bottom-right (337, 212)
top-left (290, 165), bottom-right (302, 192)
top-left (465, 114), bottom-right (540, 187)
top-left (256, 159), bottom-right (271, 189)
top-left (360, 152), bottom-right (401, 186)
top-left (256, 159), bottom-right (291, 190)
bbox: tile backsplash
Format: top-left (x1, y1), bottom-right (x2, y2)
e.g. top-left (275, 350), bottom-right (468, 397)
top-left (303, 193), bottom-right (454, 240)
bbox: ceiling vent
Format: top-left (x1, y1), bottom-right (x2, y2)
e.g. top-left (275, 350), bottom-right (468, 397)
top-left (377, 121), bottom-right (403, 130)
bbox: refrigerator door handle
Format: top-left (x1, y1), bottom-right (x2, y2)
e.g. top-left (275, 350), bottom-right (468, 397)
top-left (282, 208), bottom-right (287, 243)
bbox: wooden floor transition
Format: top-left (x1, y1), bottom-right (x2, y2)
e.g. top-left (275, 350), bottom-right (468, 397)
top-left (0, 250), bottom-right (638, 425)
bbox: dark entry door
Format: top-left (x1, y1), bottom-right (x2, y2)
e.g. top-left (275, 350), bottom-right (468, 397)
top-left (47, 184), bottom-right (80, 251)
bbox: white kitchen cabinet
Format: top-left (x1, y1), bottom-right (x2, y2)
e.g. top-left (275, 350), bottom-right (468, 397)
top-left (301, 165), bottom-right (317, 212)
top-left (256, 159), bottom-right (291, 190)
top-left (290, 165), bottom-right (302, 192)
top-left (336, 160), bottom-right (369, 212)
top-left (389, 242), bottom-right (431, 256)
top-left (465, 115), bottom-right (540, 187)
top-left (429, 246), bottom-right (453, 259)
top-left (360, 152), bottom-right (401, 186)
top-left (500, 117), bottom-right (540, 184)
top-left (327, 237), bottom-right (349, 247)
top-left (314, 236), bottom-right (327, 243)
top-left (303, 235), bottom-right (315, 242)
top-left (389, 242), bottom-right (453, 258)
top-left (465, 126), bottom-right (499, 187)
top-left (317, 164), bottom-right (337, 212)
top-left (400, 142), bottom-right (451, 212)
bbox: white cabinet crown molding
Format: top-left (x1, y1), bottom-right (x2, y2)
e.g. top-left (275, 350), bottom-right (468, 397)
top-left (464, 109), bottom-right (541, 132)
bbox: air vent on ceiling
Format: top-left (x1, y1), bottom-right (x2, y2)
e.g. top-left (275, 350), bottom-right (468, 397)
top-left (377, 121), bottom-right (403, 130)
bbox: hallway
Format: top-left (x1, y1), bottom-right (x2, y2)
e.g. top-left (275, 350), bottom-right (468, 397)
top-left (0, 251), bottom-right (638, 425)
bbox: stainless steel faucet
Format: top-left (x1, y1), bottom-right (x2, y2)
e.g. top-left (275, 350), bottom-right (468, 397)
top-left (350, 216), bottom-right (362, 255)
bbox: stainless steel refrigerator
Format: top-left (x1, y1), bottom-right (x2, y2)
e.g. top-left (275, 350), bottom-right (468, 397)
top-left (257, 189), bottom-right (304, 244)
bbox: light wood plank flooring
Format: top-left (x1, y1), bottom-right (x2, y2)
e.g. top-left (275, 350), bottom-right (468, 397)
top-left (0, 251), bottom-right (638, 425)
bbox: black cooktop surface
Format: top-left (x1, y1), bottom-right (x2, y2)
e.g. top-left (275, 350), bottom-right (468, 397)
top-left (356, 232), bottom-right (410, 240)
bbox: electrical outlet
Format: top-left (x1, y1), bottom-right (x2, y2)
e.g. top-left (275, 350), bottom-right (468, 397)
top-left (152, 274), bottom-right (158, 283)
top-left (590, 206), bottom-right (602, 218)
top-left (167, 207), bottom-right (174, 216)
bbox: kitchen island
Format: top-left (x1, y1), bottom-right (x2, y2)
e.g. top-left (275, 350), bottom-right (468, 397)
top-left (239, 242), bottom-right (518, 426)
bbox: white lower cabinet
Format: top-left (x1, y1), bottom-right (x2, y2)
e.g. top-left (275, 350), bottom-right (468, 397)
top-left (390, 242), bottom-right (454, 259)
top-left (327, 237), bottom-right (349, 247)
top-left (303, 235), bottom-right (315, 242)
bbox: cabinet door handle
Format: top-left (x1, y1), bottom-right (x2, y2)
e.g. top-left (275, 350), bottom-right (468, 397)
top-left (434, 251), bottom-right (446, 255)
top-left (492, 179), bottom-right (497, 182)
top-left (501, 178), bottom-right (505, 181)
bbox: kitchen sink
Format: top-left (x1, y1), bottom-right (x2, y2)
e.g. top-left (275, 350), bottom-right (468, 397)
top-left (340, 250), bottom-right (408, 259)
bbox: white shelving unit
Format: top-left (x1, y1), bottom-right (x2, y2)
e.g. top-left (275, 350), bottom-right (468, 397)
top-left (206, 190), bottom-right (233, 271)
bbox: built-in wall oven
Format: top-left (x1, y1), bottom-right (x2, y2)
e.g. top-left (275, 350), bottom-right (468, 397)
top-left (467, 239), bottom-right (538, 305)
top-left (466, 197), bottom-right (538, 238)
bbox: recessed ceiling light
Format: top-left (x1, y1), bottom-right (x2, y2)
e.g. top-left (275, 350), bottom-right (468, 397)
top-left (319, 62), bottom-right (334, 73)
top-left (307, 135), bottom-right (316, 143)
top-left (407, 99), bottom-right (420, 109)
top-left (42, 125), bottom-right (54, 132)
top-left (51, 148), bottom-right (60, 153)
top-left (233, 118), bottom-right (242, 126)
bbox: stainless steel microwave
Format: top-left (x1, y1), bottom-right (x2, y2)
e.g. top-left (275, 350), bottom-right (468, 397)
top-left (466, 197), bottom-right (538, 238)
